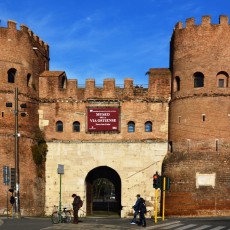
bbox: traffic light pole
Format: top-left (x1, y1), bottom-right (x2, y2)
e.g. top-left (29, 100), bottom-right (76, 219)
top-left (154, 189), bottom-right (158, 223)
top-left (6, 186), bottom-right (9, 218)
top-left (162, 177), bottom-right (166, 221)
top-left (14, 88), bottom-right (20, 218)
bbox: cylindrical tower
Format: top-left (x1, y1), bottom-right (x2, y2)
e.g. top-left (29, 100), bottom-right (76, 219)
top-left (0, 20), bottom-right (49, 215)
top-left (163, 15), bottom-right (230, 216)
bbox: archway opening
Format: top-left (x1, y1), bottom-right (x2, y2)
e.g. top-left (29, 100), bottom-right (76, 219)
top-left (85, 166), bottom-right (121, 217)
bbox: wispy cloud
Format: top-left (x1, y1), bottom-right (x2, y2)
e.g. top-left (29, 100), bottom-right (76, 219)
top-left (1, 0), bottom-right (229, 84)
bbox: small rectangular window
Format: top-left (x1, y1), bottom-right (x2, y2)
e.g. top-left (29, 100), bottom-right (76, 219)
top-left (178, 116), bottom-right (181, 123)
top-left (202, 114), bottom-right (206, 122)
top-left (218, 79), bottom-right (224, 88)
top-left (1, 112), bottom-right (4, 117)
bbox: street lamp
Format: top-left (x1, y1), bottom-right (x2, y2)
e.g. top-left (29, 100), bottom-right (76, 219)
top-left (14, 88), bottom-right (20, 218)
top-left (6, 88), bottom-right (27, 218)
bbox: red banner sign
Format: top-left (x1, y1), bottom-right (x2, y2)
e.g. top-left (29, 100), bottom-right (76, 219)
top-left (87, 108), bottom-right (119, 131)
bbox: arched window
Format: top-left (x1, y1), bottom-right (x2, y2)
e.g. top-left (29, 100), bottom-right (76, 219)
top-left (145, 121), bottom-right (152, 132)
top-left (8, 68), bottom-right (16, 83)
top-left (216, 71), bottom-right (229, 88)
top-left (56, 121), bottom-right (63, 132)
top-left (175, 76), bottom-right (180, 91)
top-left (194, 72), bottom-right (204, 88)
top-left (73, 121), bottom-right (80, 132)
top-left (128, 121), bottom-right (135, 133)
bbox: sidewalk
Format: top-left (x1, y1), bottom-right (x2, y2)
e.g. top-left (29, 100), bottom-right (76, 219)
top-left (0, 216), bottom-right (175, 230)
top-left (41, 217), bottom-right (175, 229)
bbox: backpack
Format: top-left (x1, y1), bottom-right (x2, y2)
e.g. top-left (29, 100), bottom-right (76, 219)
top-left (73, 196), bottom-right (83, 209)
top-left (78, 198), bottom-right (83, 208)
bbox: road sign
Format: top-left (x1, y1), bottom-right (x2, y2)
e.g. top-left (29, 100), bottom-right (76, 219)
top-left (3, 166), bottom-right (10, 185)
top-left (57, 164), bottom-right (64, 174)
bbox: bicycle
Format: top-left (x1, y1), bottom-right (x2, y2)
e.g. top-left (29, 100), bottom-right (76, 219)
top-left (51, 206), bottom-right (72, 224)
top-left (2, 207), bottom-right (13, 216)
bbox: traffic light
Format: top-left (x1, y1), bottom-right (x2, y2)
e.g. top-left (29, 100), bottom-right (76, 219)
top-left (153, 173), bottom-right (162, 189)
top-left (153, 173), bottom-right (158, 189)
top-left (166, 177), bottom-right (171, 190)
top-left (10, 168), bottom-right (15, 189)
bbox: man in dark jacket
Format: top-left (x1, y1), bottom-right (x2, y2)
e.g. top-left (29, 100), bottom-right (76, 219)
top-left (72, 193), bottom-right (80, 224)
top-left (130, 194), bottom-right (141, 224)
top-left (139, 198), bottom-right (147, 227)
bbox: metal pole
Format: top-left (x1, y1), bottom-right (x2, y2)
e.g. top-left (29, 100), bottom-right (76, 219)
top-left (59, 174), bottom-right (62, 212)
top-left (154, 189), bottom-right (158, 223)
top-left (6, 187), bottom-right (8, 218)
top-left (14, 88), bottom-right (20, 218)
top-left (162, 177), bottom-right (166, 221)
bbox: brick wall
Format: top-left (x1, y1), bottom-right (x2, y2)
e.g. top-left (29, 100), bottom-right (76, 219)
top-left (163, 15), bottom-right (230, 216)
top-left (0, 20), bottom-right (48, 216)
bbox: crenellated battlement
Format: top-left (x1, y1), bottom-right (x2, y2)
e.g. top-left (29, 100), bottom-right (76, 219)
top-left (39, 69), bottom-right (171, 101)
top-left (2, 20), bottom-right (49, 51)
top-left (174, 15), bottom-right (229, 30)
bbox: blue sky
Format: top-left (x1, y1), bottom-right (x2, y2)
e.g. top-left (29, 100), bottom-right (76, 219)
top-left (0, 0), bottom-right (230, 85)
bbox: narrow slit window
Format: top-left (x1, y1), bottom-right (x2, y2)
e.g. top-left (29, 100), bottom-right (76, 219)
top-left (175, 76), bottom-right (180, 91)
top-left (178, 116), bottom-right (181, 123)
top-left (216, 139), bottom-right (219, 152)
top-left (187, 139), bottom-right (190, 152)
top-left (169, 141), bottom-right (173, 153)
top-left (202, 114), bottom-right (206, 122)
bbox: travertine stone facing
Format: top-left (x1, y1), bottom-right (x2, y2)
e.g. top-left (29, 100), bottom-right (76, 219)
top-left (45, 141), bottom-right (167, 217)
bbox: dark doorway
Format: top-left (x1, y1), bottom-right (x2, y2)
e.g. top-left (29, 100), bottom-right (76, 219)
top-left (85, 166), bottom-right (121, 217)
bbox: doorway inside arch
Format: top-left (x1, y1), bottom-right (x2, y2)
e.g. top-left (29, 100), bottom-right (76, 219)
top-left (85, 166), bottom-right (121, 217)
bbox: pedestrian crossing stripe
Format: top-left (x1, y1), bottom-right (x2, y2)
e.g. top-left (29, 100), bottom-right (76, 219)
top-left (145, 221), bottom-right (181, 229)
top-left (209, 227), bottom-right (226, 230)
top-left (171, 224), bottom-right (197, 230)
top-left (161, 223), bottom-right (184, 229)
top-left (145, 221), bottom-right (228, 230)
top-left (192, 225), bottom-right (211, 230)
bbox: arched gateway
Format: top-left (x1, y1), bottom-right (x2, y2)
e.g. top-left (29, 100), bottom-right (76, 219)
top-left (85, 166), bottom-right (121, 216)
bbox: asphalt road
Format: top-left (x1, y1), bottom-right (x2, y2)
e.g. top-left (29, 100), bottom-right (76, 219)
top-left (0, 216), bottom-right (230, 230)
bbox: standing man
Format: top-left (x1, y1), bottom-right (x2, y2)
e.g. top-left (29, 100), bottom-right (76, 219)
top-left (72, 193), bottom-right (80, 224)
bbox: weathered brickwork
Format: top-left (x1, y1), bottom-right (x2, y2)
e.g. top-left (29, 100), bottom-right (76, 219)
top-left (39, 71), bottom-right (171, 217)
top-left (0, 15), bottom-right (229, 217)
top-left (163, 15), bottom-right (230, 216)
top-left (0, 20), bottom-right (48, 215)
top-left (0, 20), bottom-right (170, 216)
